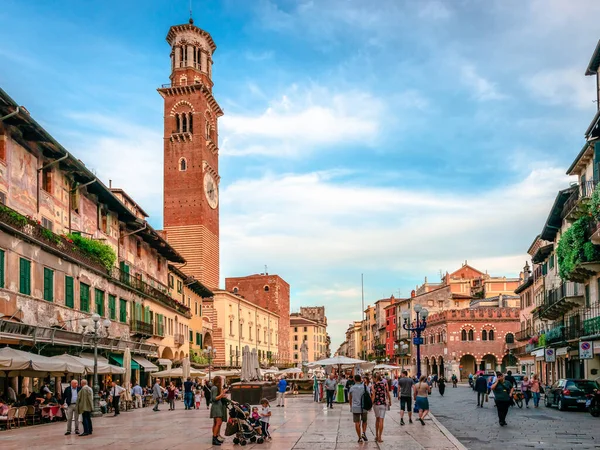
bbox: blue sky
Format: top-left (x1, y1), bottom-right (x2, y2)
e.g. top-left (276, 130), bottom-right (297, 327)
top-left (1, 0), bottom-right (600, 349)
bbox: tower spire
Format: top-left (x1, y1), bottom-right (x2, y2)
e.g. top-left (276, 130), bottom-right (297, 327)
top-left (189, 0), bottom-right (193, 24)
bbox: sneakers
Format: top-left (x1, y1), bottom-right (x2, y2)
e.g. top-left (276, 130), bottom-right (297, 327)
top-left (419, 418), bottom-right (425, 426)
top-left (358, 438), bottom-right (364, 443)
top-left (400, 419), bottom-right (405, 426)
top-left (212, 437), bottom-right (222, 446)
top-left (65, 432), bottom-right (71, 435)
top-left (409, 419), bottom-right (413, 424)
top-left (362, 433), bottom-right (368, 441)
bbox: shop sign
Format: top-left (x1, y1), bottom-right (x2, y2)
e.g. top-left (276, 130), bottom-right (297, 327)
top-left (579, 341), bottom-right (593, 360)
top-left (544, 348), bottom-right (556, 362)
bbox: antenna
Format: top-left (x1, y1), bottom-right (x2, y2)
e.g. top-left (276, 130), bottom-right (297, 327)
top-left (189, 0), bottom-right (194, 23)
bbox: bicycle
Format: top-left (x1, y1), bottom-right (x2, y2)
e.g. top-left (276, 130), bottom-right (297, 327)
top-left (512, 391), bottom-right (524, 409)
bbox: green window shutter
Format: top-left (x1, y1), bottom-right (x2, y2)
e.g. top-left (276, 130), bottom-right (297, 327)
top-left (134, 303), bottom-right (141, 322)
top-left (65, 276), bottom-right (74, 308)
top-left (95, 289), bottom-right (104, 316)
top-left (196, 332), bottom-right (201, 345)
top-left (108, 295), bottom-right (116, 320)
top-left (144, 306), bottom-right (150, 323)
top-left (19, 258), bottom-right (31, 295)
top-left (43, 267), bottom-right (54, 302)
top-left (119, 298), bottom-right (127, 323)
top-left (594, 142), bottom-right (600, 182)
top-left (80, 283), bottom-right (90, 312)
top-left (0, 249), bottom-right (5, 289)
top-left (585, 284), bottom-right (591, 308)
top-left (189, 329), bottom-right (193, 342)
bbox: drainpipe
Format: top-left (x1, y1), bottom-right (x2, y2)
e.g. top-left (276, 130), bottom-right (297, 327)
top-left (0, 106), bottom-right (21, 122)
top-left (36, 154), bottom-right (68, 212)
top-left (68, 179), bottom-right (97, 233)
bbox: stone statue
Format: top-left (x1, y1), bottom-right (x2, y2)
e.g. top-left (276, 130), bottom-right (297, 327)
top-left (300, 340), bottom-right (309, 363)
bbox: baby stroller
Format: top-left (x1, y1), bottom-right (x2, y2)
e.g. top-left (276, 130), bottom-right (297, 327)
top-left (225, 399), bottom-right (264, 445)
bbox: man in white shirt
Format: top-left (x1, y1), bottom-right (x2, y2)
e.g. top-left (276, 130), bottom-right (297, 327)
top-left (63, 380), bottom-right (80, 435)
top-left (110, 381), bottom-right (125, 416)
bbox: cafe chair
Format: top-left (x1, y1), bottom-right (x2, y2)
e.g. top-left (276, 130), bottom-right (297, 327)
top-left (16, 406), bottom-right (28, 427)
top-left (25, 405), bottom-right (40, 426)
top-left (0, 407), bottom-right (17, 430)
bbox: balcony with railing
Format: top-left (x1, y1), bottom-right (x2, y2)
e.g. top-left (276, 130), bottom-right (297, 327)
top-left (130, 320), bottom-right (154, 337)
top-left (515, 329), bottom-right (532, 341)
top-left (540, 282), bottom-right (585, 320)
top-left (562, 180), bottom-right (597, 222)
top-left (174, 333), bottom-right (185, 346)
top-left (110, 267), bottom-right (191, 318)
top-left (583, 304), bottom-right (600, 337)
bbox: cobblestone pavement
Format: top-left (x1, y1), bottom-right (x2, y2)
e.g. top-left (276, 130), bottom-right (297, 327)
top-left (429, 384), bottom-right (599, 450)
top-left (0, 395), bottom-right (462, 450)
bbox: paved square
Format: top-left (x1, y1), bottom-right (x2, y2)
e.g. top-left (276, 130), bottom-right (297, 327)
top-left (0, 395), bottom-right (461, 450)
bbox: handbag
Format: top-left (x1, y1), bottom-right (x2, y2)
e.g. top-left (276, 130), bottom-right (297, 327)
top-left (539, 386), bottom-right (545, 394)
top-left (225, 420), bottom-right (239, 436)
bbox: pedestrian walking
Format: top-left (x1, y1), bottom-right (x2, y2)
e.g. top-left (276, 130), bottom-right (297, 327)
top-left (259, 398), bottom-right (272, 440)
top-left (414, 375), bottom-right (431, 426)
top-left (183, 377), bottom-right (195, 410)
top-left (491, 372), bottom-right (513, 426)
top-left (276, 376), bottom-right (287, 407)
top-left (76, 380), bottom-right (93, 436)
top-left (451, 374), bottom-right (458, 388)
top-left (348, 374), bottom-right (371, 443)
top-left (210, 376), bottom-right (228, 446)
top-left (131, 382), bottom-right (143, 409)
top-left (398, 370), bottom-right (414, 425)
top-left (152, 378), bottom-right (163, 412)
top-left (392, 376), bottom-right (398, 398)
top-left (63, 379), bottom-right (80, 435)
top-left (475, 373), bottom-right (488, 407)
top-left (372, 373), bottom-right (391, 443)
top-left (109, 381), bottom-right (125, 416)
top-left (324, 373), bottom-right (337, 409)
top-left (530, 374), bottom-right (541, 408)
top-left (167, 382), bottom-right (176, 410)
top-left (521, 376), bottom-right (532, 408)
top-left (438, 376), bottom-right (446, 396)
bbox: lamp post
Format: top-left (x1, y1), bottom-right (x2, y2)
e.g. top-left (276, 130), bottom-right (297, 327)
top-left (203, 346), bottom-right (217, 381)
top-left (398, 342), bottom-right (409, 373)
top-left (402, 305), bottom-right (428, 378)
top-left (81, 313), bottom-right (111, 417)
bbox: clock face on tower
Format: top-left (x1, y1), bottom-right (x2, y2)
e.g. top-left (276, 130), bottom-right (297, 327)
top-left (204, 172), bottom-right (219, 209)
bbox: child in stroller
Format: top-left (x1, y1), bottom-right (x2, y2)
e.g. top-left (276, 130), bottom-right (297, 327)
top-left (225, 399), bottom-right (265, 445)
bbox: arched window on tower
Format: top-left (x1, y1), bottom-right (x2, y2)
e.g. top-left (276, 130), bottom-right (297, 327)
top-left (182, 114), bottom-right (188, 133)
top-left (188, 113), bottom-right (193, 133)
top-left (468, 329), bottom-right (474, 341)
top-left (461, 329), bottom-right (467, 341)
top-left (482, 330), bottom-right (487, 341)
top-left (488, 330), bottom-right (495, 341)
top-left (193, 47), bottom-right (197, 67)
top-left (179, 158), bottom-right (187, 171)
top-left (505, 333), bottom-right (514, 344)
top-left (175, 114), bottom-right (180, 133)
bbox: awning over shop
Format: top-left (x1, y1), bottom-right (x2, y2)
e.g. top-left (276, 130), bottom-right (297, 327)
top-left (132, 356), bottom-right (158, 372)
top-left (110, 354), bottom-right (140, 370)
top-left (81, 353), bottom-right (109, 364)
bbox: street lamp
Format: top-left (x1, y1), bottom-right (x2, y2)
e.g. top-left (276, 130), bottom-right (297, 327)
top-left (81, 313), bottom-right (111, 417)
top-left (402, 306), bottom-right (428, 378)
top-left (203, 346), bottom-right (217, 381)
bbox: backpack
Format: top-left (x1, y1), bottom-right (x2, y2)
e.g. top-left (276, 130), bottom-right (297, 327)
top-left (361, 384), bottom-right (373, 411)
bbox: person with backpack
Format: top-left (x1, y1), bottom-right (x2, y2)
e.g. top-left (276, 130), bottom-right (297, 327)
top-left (348, 374), bottom-right (372, 443)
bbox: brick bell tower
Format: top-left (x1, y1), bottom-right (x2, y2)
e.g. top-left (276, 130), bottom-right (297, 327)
top-left (158, 18), bottom-right (222, 290)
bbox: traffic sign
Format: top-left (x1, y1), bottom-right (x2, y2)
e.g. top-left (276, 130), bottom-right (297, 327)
top-left (413, 337), bottom-right (424, 346)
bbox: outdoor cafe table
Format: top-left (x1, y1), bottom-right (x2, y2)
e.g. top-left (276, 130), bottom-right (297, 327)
top-left (40, 405), bottom-right (63, 420)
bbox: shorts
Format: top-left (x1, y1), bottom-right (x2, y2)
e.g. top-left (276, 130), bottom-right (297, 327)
top-left (415, 396), bottom-right (429, 411)
top-left (352, 412), bottom-right (368, 423)
top-left (400, 396), bottom-right (412, 411)
top-left (373, 405), bottom-right (386, 418)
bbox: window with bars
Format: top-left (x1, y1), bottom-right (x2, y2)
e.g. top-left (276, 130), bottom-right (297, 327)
top-left (108, 295), bottom-right (116, 320)
top-left (80, 283), bottom-right (90, 312)
top-left (43, 267), bottom-right (54, 302)
top-left (19, 258), bottom-right (31, 295)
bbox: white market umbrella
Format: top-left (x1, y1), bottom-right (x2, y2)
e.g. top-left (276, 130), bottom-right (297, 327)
top-left (182, 357), bottom-right (191, 379)
top-left (0, 347), bottom-right (84, 375)
top-left (152, 367), bottom-right (206, 378)
top-left (250, 348), bottom-right (260, 380)
top-left (374, 364), bottom-right (401, 371)
top-left (52, 354), bottom-right (125, 375)
top-left (312, 356), bottom-right (366, 366)
top-left (122, 348), bottom-right (132, 401)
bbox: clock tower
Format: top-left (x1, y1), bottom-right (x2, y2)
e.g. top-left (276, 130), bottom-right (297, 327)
top-left (158, 18), bottom-right (222, 290)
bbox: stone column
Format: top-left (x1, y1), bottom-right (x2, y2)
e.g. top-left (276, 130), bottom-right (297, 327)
top-left (187, 45), bottom-right (194, 68)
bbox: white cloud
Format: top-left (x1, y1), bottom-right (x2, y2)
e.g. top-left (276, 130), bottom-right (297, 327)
top-left (524, 68), bottom-right (596, 110)
top-left (220, 84), bottom-right (384, 157)
top-left (220, 166), bottom-right (570, 347)
top-left (461, 64), bottom-right (505, 101)
top-left (244, 50), bottom-right (274, 61)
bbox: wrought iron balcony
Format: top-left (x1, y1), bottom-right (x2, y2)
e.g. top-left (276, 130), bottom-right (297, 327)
top-left (110, 267), bottom-right (191, 318)
top-left (541, 282), bottom-right (585, 320)
top-left (562, 180), bottom-right (597, 222)
top-left (515, 329), bottom-right (532, 341)
top-left (131, 320), bottom-right (154, 337)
